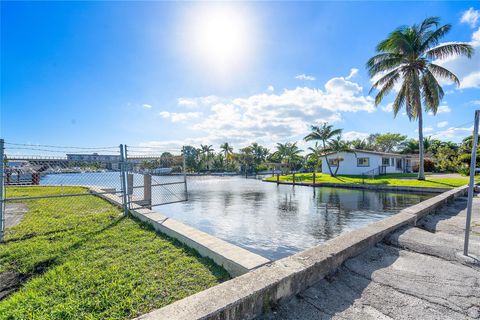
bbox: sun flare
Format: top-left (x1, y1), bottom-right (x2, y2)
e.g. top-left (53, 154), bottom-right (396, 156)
top-left (186, 5), bottom-right (253, 73)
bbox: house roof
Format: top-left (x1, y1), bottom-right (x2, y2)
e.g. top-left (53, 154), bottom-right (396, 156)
top-left (325, 149), bottom-right (413, 158)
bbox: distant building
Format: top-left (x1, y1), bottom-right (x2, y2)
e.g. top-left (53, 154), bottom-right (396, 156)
top-left (66, 153), bottom-right (121, 162)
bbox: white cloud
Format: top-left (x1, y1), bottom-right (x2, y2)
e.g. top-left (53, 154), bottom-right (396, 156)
top-left (435, 27), bottom-right (480, 89)
top-left (142, 104), bottom-right (153, 109)
top-left (159, 111), bottom-right (202, 123)
top-left (343, 131), bottom-right (370, 141)
top-left (437, 121), bottom-right (448, 128)
top-left (267, 85), bottom-right (274, 92)
top-left (461, 8), bottom-right (480, 28)
top-left (428, 104), bottom-right (451, 115)
top-left (431, 126), bottom-right (473, 142)
top-left (295, 74), bottom-right (316, 81)
top-left (382, 102), bottom-right (394, 112)
top-left (177, 96), bottom-right (219, 108)
top-left (345, 68), bottom-right (359, 80)
top-left (158, 70), bottom-right (375, 147)
top-left (472, 100), bottom-right (480, 105)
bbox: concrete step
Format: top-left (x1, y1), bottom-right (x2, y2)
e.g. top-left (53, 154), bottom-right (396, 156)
top-left (385, 226), bottom-right (480, 267)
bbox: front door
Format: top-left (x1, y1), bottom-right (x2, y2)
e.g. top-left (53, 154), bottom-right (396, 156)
top-left (396, 158), bottom-right (402, 171)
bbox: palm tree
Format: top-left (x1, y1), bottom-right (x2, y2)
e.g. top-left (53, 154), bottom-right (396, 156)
top-left (367, 16), bottom-right (473, 180)
top-left (200, 144), bottom-right (214, 171)
top-left (304, 123), bottom-right (343, 175)
top-left (306, 142), bottom-right (323, 172)
top-left (328, 136), bottom-right (356, 176)
top-left (273, 142), bottom-right (303, 172)
top-left (219, 142), bottom-right (233, 164)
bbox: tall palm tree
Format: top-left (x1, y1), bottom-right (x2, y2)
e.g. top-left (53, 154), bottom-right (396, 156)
top-left (304, 123), bottom-right (343, 175)
top-left (200, 144), bottom-right (214, 171)
top-left (367, 16), bottom-right (473, 180)
top-left (219, 142), bottom-right (233, 164)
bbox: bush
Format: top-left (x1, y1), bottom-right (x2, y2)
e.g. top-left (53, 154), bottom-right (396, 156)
top-left (412, 159), bottom-right (435, 172)
top-left (457, 166), bottom-right (470, 176)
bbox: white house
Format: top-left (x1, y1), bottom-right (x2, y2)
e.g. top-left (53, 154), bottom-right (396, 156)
top-left (321, 150), bottom-right (416, 176)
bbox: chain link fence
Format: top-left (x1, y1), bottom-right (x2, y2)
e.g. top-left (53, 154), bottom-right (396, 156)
top-left (0, 140), bottom-right (188, 241)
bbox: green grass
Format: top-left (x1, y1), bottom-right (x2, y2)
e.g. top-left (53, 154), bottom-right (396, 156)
top-left (0, 186), bottom-right (229, 319)
top-left (265, 173), bottom-right (469, 188)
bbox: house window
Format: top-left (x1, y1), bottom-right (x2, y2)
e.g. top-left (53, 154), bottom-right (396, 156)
top-left (391, 158), bottom-right (394, 166)
top-left (396, 158), bottom-right (403, 170)
top-left (382, 157), bottom-right (390, 166)
top-left (357, 157), bottom-right (370, 167)
top-left (328, 159), bottom-right (339, 167)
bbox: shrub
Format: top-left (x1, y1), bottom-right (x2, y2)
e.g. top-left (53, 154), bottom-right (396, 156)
top-left (412, 159), bottom-right (435, 172)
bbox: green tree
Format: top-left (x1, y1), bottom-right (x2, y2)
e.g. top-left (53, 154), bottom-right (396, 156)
top-left (199, 144), bottom-right (214, 171)
top-left (303, 123), bottom-right (343, 175)
top-left (435, 146), bottom-right (460, 172)
top-left (272, 142), bottom-right (303, 172)
top-left (373, 133), bottom-right (407, 152)
top-left (368, 16), bottom-right (473, 180)
top-left (219, 142), bottom-right (234, 165)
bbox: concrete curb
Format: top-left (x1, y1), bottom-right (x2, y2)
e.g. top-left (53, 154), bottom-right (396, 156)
top-left (87, 187), bottom-right (270, 278)
top-left (134, 185), bottom-right (468, 320)
top-left (263, 179), bottom-right (454, 193)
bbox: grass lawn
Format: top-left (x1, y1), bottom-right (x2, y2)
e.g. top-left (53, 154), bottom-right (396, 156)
top-left (0, 186), bottom-right (229, 319)
top-left (265, 173), bottom-right (469, 188)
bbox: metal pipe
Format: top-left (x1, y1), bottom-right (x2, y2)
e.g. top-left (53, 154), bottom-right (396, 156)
top-left (183, 146), bottom-right (188, 201)
top-left (464, 110), bottom-right (479, 256)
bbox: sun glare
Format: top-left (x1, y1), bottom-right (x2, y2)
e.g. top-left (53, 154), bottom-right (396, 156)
top-left (186, 5), bottom-right (253, 74)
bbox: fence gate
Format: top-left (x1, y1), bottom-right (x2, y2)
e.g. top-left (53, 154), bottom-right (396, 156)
top-left (124, 145), bottom-right (188, 210)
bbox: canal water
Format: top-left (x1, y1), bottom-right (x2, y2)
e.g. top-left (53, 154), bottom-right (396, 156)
top-left (41, 173), bottom-right (432, 260)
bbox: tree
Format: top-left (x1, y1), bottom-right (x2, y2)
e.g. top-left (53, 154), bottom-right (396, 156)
top-left (328, 136), bottom-right (356, 176)
top-left (304, 123), bottom-right (343, 175)
top-left (306, 142), bottom-right (323, 171)
top-left (238, 146), bottom-right (255, 175)
top-left (373, 133), bottom-right (407, 152)
top-left (250, 142), bottom-right (269, 172)
top-left (367, 16), bottom-right (473, 180)
top-left (272, 142), bottom-right (303, 172)
top-left (435, 146), bottom-right (460, 172)
top-left (219, 142), bottom-right (234, 165)
top-left (199, 144), bottom-right (214, 171)
top-left (182, 145), bottom-right (200, 172)
top-left (349, 139), bottom-right (370, 150)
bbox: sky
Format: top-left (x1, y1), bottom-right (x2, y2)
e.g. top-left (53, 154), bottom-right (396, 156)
top-left (1, 1), bottom-right (480, 153)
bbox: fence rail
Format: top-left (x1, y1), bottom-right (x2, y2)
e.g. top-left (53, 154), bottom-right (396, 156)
top-left (0, 140), bottom-right (188, 242)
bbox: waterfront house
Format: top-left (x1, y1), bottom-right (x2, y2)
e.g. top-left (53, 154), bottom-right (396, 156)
top-left (321, 150), bottom-right (416, 176)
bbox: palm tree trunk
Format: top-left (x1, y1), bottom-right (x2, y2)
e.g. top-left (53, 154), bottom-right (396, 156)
top-left (333, 159), bottom-right (340, 176)
top-left (417, 109), bottom-right (425, 180)
top-left (322, 140), bottom-right (334, 176)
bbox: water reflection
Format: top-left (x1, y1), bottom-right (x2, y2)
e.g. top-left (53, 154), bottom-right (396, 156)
top-left (159, 176), bottom-right (432, 260)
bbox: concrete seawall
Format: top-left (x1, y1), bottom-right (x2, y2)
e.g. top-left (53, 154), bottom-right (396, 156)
top-left (263, 179), bottom-right (452, 193)
top-left (135, 185), bottom-right (469, 320)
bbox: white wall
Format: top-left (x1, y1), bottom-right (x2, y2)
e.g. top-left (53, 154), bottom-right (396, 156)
top-left (321, 152), bottom-right (406, 175)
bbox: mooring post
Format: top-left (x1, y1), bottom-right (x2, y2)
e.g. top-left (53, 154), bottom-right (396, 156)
top-left (313, 171), bottom-right (316, 185)
top-left (0, 139), bottom-right (4, 242)
top-left (144, 174), bottom-right (152, 209)
top-left (293, 173), bottom-right (296, 185)
top-left (276, 173), bottom-right (279, 185)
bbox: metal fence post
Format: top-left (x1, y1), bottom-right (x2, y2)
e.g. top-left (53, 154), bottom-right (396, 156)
top-left (119, 144), bottom-right (128, 216)
top-left (0, 139), bottom-right (4, 242)
top-left (464, 110), bottom-right (479, 256)
top-left (182, 147), bottom-right (188, 201)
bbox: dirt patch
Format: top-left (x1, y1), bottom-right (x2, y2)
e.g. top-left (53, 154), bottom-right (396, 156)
top-left (5, 202), bottom-right (28, 228)
top-left (0, 271), bottom-right (27, 300)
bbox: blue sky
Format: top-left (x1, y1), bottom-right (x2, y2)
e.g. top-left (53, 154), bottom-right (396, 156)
top-left (1, 1), bottom-right (479, 152)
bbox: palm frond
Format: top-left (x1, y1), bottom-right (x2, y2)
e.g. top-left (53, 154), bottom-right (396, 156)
top-left (421, 69), bottom-right (442, 113)
top-left (374, 71), bottom-right (401, 105)
top-left (425, 43), bottom-right (473, 60)
top-left (427, 63), bottom-right (460, 86)
top-left (392, 82), bottom-right (406, 117)
top-left (420, 24), bottom-right (451, 51)
top-left (369, 67), bottom-right (401, 94)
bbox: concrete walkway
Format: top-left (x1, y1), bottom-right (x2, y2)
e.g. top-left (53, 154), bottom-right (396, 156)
top-left (260, 195), bottom-right (480, 320)
top-left (4, 203), bottom-right (28, 228)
